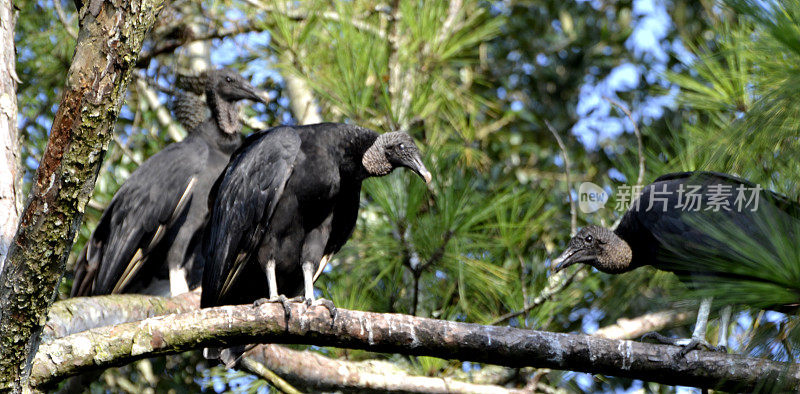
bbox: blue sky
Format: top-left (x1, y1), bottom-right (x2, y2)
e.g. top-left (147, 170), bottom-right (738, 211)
top-left (571, 0), bottom-right (692, 153)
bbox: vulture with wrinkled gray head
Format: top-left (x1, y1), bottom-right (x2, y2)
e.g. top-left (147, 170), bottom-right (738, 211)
top-left (71, 68), bottom-right (265, 298)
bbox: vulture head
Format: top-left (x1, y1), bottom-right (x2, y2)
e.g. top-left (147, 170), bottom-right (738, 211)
top-left (363, 132), bottom-right (432, 184)
top-left (206, 68), bottom-right (266, 104)
top-left (552, 225), bottom-right (632, 274)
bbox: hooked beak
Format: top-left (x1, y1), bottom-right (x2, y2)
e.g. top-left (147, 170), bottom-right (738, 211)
top-left (409, 156), bottom-right (433, 184)
top-left (241, 83), bottom-right (268, 104)
top-left (250, 89), bottom-right (269, 104)
top-left (552, 246), bottom-right (581, 272)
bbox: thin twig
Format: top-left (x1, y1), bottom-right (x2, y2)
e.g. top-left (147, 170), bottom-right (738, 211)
top-left (544, 120), bottom-right (576, 236)
top-left (134, 78), bottom-right (184, 141)
top-left (518, 256), bottom-right (529, 311)
top-left (490, 267), bottom-right (585, 325)
top-left (112, 134), bottom-right (142, 166)
top-left (240, 357), bottom-right (302, 394)
top-left (241, 0), bottom-right (386, 38)
top-left (604, 97), bottom-right (645, 187)
top-left (53, 0), bottom-right (78, 39)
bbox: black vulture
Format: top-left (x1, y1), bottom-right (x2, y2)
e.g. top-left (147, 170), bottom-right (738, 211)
top-left (553, 171), bottom-right (800, 352)
top-left (199, 123), bottom-right (430, 365)
top-left (201, 123), bottom-right (431, 308)
top-left (71, 68), bottom-right (265, 297)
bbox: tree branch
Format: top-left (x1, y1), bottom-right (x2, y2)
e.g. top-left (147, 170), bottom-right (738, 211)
top-left (245, 344), bottom-right (525, 393)
top-left (0, 0), bottom-right (21, 276)
top-left (281, 52), bottom-right (323, 125)
top-left (242, 0), bottom-right (386, 39)
top-left (42, 292), bottom-right (200, 340)
top-left (31, 300), bottom-right (800, 391)
top-left (0, 0), bottom-right (167, 389)
top-left (41, 293), bottom-right (525, 393)
top-left (544, 120), bottom-right (576, 236)
top-left (239, 357), bottom-right (302, 394)
top-left (490, 267), bottom-right (585, 325)
top-left (53, 0), bottom-right (78, 40)
top-left (593, 310), bottom-right (695, 341)
top-left (604, 97), bottom-right (645, 187)
top-left (134, 78), bottom-right (185, 142)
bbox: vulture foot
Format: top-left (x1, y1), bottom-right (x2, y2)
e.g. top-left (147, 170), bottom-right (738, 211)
top-left (254, 295), bottom-right (294, 329)
top-left (640, 332), bottom-right (726, 357)
top-left (308, 297), bottom-right (337, 321)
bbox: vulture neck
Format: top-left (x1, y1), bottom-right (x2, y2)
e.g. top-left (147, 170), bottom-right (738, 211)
top-left (207, 89), bottom-right (242, 137)
top-left (595, 229), bottom-right (634, 273)
top-left (199, 89), bottom-right (242, 154)
top-left (190, 119), bottom-right (241, 155)
top-left (331, 125), bottom-right (382, 181)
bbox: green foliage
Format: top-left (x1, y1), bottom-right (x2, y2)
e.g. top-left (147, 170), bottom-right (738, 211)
top-left (668, 1), bottom-right (800, 196)
top-left (19, 0), bottom-right (784, 391)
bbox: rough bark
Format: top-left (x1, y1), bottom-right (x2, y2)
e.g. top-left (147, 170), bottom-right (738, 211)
top-left (30, 301), bottom-right (800, 391)
top-left (35, 294), bottom-right (698, 392)
top-left (42, 292), bottom-right (200, 341)
top-left (0, 0), bottom-right (20, 276)
top-left (0, 0), bottom-right (167, 390)
top-left (40, 293), bottom-right (523, 393)
top-left (246, 344), bottom-right (526, 394)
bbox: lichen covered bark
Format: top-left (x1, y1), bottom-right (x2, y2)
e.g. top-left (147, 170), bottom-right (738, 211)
top-left (42, 292), bottom-right (200, 340)
top-left (0, 0), bottom-right (166, 390)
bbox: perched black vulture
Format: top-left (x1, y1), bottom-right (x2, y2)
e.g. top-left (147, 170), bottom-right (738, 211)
top-left (553, 171), bottom-right (800, 352)
top-left (71, 68), bottom-right (265, 297)
top-left (200, 122), bottom-right (431, 309)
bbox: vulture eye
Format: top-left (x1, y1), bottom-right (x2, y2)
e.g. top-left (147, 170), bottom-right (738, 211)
top-left (226, 76), bottom-right (232, 83)
top-left (399, 143), bottom-right (405, 150)
top-left (585, 235), bottom-right (593, 243)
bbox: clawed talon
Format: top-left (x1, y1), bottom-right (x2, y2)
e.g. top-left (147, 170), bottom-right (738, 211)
top-left (253, 295), bottom-right (336, 325)
top-left (677, 339), bottom-right (724, 357)
top-left (641, 332), bottom-right (681, 345)
top-left (312, 297), bottom-right (337, 321)
top-left (641, 332), bottom-right (725, 358)
top-left (253, 295), bottom-right (294, 328)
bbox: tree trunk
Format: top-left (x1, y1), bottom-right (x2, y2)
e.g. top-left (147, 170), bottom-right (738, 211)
top-left (0, 0), bottom-right (20, 276)
top-left (0, 0), bottom-right (167, 390)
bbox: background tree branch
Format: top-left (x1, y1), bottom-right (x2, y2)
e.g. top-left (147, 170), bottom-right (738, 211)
top-left (32, 298), bottom-right (800, 392)
top-left (246, 344), bottom-right (525, 394)
top-left (593, 310), bottom-right (695, 340)
top-left (0, 0), bottom-right (167, 390)
top-left (0, 0), bottom-right (21, 276)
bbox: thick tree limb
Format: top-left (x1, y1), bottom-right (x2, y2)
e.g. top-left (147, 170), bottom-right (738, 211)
top-left (42, 293), bottom-right (523, 393)
top-left (0, 0), bottom-right (166, 389)
top-left (31, 301), bottom-right (800, 391)
top-left (42, 292), bottom-right (200, 340)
